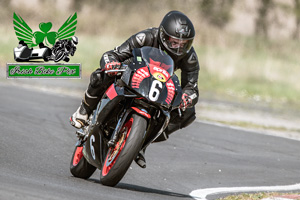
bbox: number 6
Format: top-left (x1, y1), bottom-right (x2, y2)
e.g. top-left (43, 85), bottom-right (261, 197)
top-left (90, 135), bottom-right (96, 160)
top-left (149, 80), bottom-right (162, 101)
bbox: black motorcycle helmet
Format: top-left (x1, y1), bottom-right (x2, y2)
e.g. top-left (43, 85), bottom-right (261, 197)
top-left (158, 11), bottom-right (195, 57)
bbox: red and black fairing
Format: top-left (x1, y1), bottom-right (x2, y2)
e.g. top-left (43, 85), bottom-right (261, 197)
top-left (82, 47), bottom-right (182, 170)
top-left (82, 84), bottom-right (128, 168)
top-left (121, 47), bottom-right (182, 108)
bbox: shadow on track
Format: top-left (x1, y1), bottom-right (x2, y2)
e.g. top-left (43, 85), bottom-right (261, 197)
top-left (87, 178), bottom-right (192, 199)
top-left (117, 183), bottom-right (193, 199)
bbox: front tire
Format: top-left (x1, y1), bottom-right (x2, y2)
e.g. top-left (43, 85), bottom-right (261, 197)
top-left (100, 114), bottom-right (147, 186)
top-left (54, 51), bottom-right (65, 62)
top-left (70, 145), bottom-right (96, 179)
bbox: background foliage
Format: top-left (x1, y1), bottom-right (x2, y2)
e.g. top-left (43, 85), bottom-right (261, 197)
top-left (1, 0), bottom-right (300, 110)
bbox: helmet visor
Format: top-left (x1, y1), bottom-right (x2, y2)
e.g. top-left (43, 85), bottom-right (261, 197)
top-left (161, 31), bottom-right (193, 56)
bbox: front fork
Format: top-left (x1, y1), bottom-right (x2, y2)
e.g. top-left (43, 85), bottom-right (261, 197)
top-left (107, 108), bottom-right (132, 148)
top-left (107, 104), bottom-right (153, 148)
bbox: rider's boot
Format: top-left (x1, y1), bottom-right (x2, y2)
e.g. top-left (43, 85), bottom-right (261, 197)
top-left (134, 109), bottom-right (195, 168)
top-left (70, 90), bottom-right (100, 129)
top-left (134, 124), bottom-right (178, 169)
top-left (135, 148), bottom-right (146, 168)
top-left (70, 68), bottom-right (112, 129)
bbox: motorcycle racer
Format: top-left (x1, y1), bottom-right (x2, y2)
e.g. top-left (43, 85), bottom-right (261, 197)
top-left (70, 10), bottom-right (199, 168)
top-left (51, 36), bottom-right (78, 62)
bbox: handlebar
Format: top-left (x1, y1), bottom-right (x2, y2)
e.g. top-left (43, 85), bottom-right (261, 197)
top-left (104, 64), bottom-right (128, 74)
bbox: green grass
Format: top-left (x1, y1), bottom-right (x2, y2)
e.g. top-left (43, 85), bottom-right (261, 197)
top-left (0, 29), bottom-right (15, 65)
top-left (199, 117), bottom-right (300, 133)
top-left (198, 71), bottom-right (300, 108)
top-left (69, 34), bottom-right (123, 76)
top-left (195, 33), bottom-right (300, 109)
top-left (218, 192), bottom-right (300, 200)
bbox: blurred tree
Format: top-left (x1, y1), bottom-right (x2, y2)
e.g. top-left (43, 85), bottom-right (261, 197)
top-left (72, 0), bottom-right (82, 11)
top-left (0, 0), bottom-right (11, 22)
top-left (294, 0), bottom-right (300, 39)
top-left (200, 0), bottom-right (235, 28)
top-left (0, 0), bottom-right (10, 5)
top-left (96, 0), bottom-right (140, 7)
top-left (255, 0), bottom-right (273, 39)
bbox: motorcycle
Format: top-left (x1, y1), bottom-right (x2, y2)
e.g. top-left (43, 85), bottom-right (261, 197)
top-left (69, 46), bottom-right (182, 186)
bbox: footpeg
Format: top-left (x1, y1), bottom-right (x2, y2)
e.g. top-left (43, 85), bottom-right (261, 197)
top-left (76, 128), bottom-right (87, 139)
top-left (107, 139), bottom-right (116, 148)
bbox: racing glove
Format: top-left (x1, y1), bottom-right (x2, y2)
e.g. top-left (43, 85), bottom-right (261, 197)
top-left (179, 93), bottom-right (192, 111)
top-left (105, 61), bottom-right (121, 77)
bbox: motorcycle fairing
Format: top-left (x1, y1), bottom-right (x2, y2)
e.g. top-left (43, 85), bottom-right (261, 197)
top-left (82, 126), bottom-right (102, 169)
top-left (106, 84), bottom-right (118, 100)
top-left (83, 82), bottom-right (151, 169)
top-left (80, 47), bottom-right (183, 173)
top-left (82, 84), bottom-right (126, 168)
top-left (95, 84), bottom-right (126, 125)
top-left (169, 75), bottom-right (182, 108)
top-left (124, 47), bottom-right (181, 108)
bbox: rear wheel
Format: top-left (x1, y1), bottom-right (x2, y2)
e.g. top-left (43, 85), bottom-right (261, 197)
top-left (100, 114), bottom-right (147, 186)
top-left (70, 145), bottom-right (96, 179)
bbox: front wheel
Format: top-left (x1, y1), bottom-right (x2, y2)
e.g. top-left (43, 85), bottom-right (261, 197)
top-left (70, 145), bottom-right (96, 179)
top-left (100, 114), bottom-right (147, 186)
top-left (54, 51), bottom-right (65, 62)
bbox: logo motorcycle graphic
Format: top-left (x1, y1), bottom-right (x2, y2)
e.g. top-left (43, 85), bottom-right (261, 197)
top-left (13, 12), bottom-right (78, 62)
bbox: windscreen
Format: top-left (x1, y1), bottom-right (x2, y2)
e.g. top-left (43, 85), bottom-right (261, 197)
top-left (141, 47), bottom-right (174, 82)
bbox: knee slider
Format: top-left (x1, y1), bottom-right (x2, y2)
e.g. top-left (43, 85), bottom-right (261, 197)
top-left (90, 69), bottom-right (103, 88)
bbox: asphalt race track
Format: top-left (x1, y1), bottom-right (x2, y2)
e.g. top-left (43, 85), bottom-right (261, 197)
top-left (1, 83), bottom-right (300, 200)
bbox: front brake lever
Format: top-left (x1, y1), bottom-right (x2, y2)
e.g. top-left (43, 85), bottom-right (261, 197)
top-left (104, 64), bottom-right (128, 74)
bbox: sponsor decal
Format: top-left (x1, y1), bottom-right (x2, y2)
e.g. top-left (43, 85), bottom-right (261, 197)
top-left (150, 66), bottom-right (170, 82)
top-left (189, 93), bottom-right (197, 100)
top-left (165, 79), bottom-right (175, 104)
top-left (103, 54), bottom-right (110, 64)
top-left (152, 72), bottom-right (167, 82)
top-left (149, 59), bottom-right (171, 82)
